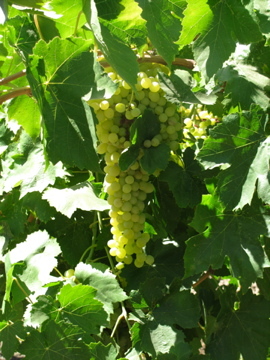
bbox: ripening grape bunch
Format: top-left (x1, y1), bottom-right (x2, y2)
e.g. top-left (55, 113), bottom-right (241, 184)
top-left (88, 61), bottom-right (217, 270)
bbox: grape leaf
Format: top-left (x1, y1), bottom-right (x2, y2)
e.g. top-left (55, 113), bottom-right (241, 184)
top-left (21, 191), bottom-right (56, 223)
top-left (5, 230), bottom-right (61, 299)
top-left (184, 194), bottom-right (270, 291)
top-left (153, 290), bottom-right (201, 329)
top-left (89, 342), bottom-right (119, 360)
top-left (208, 291), bottom-right (270, 360)
top-left (217, 64), bottom-right (270, 110)
top-left (139, 277), bottom-right (167, 308)
top-left (19, 320), bottom-right (91, 360)
top-left (0, 320), bottom-right (25, 360)
top-left (136, 0), bottom-right (185, 66)
top-left (42, 182), bottom-right (109, 218)
top-left (131, 320), bottom-right (191, 359)
top-left (75, 262), bottom-right (128, 315)
top-left (100, 0), bottom-right (147, 48)
top-left (159, 162), bottom-right (202, 208)
top-left (2, 145), bottom-right (67, 199)
top-left (198, 109), bottom-right (269, 210)
top-left (8, 95), bottom-right (41, 138)
top-left (130, 110), bottom-right (161, 145)
top-left (44, 211), bottom-right (93, 267)
top-left (44, 0), bottom-right (86, 38)
top-left (177, 0), bottom-right (213, 49)
top-left (28, 37), bottom-right (100, 171)
top-left (140, 143), bottom-right (170, 174)
top-left (159, 70), bottom-right (217, 105)
top-left (83, 56), bottom-right (118, 100)
top-left (193, 0), bottom-right (262, 79)
top-left (119, 145), bottom-right (140, 171)
top-left (57, 283), bottom-right (108, 333)
top-left (83, 0), bottom-right (139, 88)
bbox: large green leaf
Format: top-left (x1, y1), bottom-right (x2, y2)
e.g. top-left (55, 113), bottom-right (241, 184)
top-left (19, 321), bottom-right (91, 360)
top-left (217, 64), bottom-right (270, 110)
top-left (184, 194), bottom-right (270, 291)
top-left (75, 262), bottom-right (128, 315)
top-left (28, 37), bottom-right (100, 171)
top-left (208, 291), bottom-right (270, 360)
top-left (83, 0), bottom-right (139, 88)
top-left (198, 109), bottom-right (269, 210)
top-left (57, 283), bottom-right (108, 333)
top-left (42, 182), bottom-right (109, 218)
top-left (193, 0), bottom-right (262, 79)
top-left (136, 0), bottom-right (185, 66)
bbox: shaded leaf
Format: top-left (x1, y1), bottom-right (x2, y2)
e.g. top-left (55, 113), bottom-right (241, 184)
top-left (217, 64), bottom-right (270, 110)
top-left (89, 342), bottom-right (118, 360)
top-left (159, 162), bottom-right (202, 208)
top-left (198, 109), bottom-right (269, 210)
top-left (208, 291), bottom-right (270, 360)
top-left (153, 290), bottom-right (201, 329)
top-left (119, 145), bottom-right (140, 171)
top-left (159, 70), bottom-right (217, 105)
top-left (184, 194), bottom-right (270, 291)
top-left (140, 143), bottom-right (170, 174)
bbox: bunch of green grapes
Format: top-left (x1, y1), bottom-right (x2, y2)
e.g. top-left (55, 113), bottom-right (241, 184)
top-left (88, 63), bottom-right (183, 269)
top-left (180, 105), bottom-right (219, 147)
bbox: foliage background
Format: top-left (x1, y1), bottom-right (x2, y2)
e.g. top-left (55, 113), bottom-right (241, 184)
top-left (0, 0), bottom-right (270, 359)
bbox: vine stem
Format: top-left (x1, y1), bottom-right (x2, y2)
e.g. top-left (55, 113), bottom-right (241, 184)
top-left (192, 269), bottom-right (213, 288)
top-left (100, 55), bottom-right (196, 70)
top-left (0, 69), bottom-right (26, 86)
top-left (0, 87), bottom-right (31, 104)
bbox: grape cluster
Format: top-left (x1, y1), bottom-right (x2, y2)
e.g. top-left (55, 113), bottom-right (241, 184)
top-left (181, 105), bottom-right (219, 147)
top-left (88, 63), bottom-right (183, 269)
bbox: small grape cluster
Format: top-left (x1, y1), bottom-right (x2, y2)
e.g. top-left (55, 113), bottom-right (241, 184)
top-left (181, 105), bottom-right (219, 147)
top-left (88, 63), bottom-right (183, 269)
